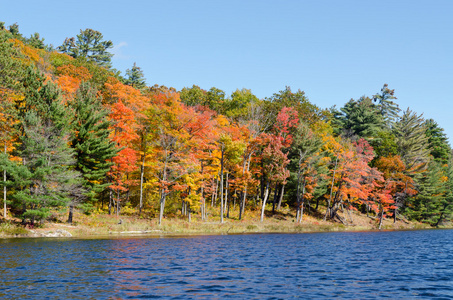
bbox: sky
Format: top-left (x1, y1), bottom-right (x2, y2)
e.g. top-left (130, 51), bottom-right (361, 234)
top-left (2, 0), bottom-right (453, 140)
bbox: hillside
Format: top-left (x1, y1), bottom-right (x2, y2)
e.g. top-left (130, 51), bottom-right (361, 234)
top-left (0, 23), bottom-right (452, 235)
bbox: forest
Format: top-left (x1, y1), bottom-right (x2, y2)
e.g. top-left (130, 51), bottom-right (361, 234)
top-left (0, 23), bottom-right (452, 230)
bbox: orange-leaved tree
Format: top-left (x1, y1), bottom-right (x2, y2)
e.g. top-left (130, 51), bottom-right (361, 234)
top-left (146, 92), bottom-right (198, 224)
top-left (104, 79), bottom-right (150, 215)
top-left (374, 155), bottom-right (416, 226)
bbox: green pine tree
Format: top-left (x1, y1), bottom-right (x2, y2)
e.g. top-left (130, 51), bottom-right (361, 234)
top-left (336, 97), bottom-right (384, 139)
top-left (393, 108), bottom-right (430, 173)
top-left (406, 161), bottom-right (452, 226)
top-left (7, 23), bottom-right (24, 41)
top-left (69, 82), bottom-right (118, 209)
top-left (8, 70), bottom-right (83, 224)
top-left (12, 111), bottom-right (82, 224)
top-left (287, 122), bottom-right (326, 216)
top-left (57, 28), bottom-right (114, 68)
top-left (425, 119), bottom-right (451, 164)
top-left (373, 84), bottom-right (401, 127)
top-left (0, 29), bottom-right (25, 93)
top-left (125, 62), bottom-right (147, 90)
top-left (26, 32), bottom-right (45, 49)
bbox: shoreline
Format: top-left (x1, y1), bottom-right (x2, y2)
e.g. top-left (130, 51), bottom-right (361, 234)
top-left (1, 217), bottom-right (444, 240)
top-left (1, 207), bottom-right (449, 240)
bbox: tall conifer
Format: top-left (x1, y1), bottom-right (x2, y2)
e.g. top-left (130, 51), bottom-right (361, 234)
top-left (70, 82), bottom-right (118, 208)
top-left (125, 62), bottom-right (147, 90)
top-left (8, 69), bottom-right (83, 224)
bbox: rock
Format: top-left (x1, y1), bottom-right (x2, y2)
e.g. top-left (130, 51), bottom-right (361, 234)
top-left (40, 229), bottom-right (72, 237)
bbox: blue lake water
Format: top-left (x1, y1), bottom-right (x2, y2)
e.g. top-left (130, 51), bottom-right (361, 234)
top-left (1, 230), bottom-right (453, 299)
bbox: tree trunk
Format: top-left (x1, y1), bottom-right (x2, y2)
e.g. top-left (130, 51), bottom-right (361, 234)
top-left (233, 189), bottom-right (236, 208)
top-left (225, 172), bottom-right (229, 218)
top-left (2, 178), bottom-right (5, 219)
top-left (67, 204), bottom-right (73, 223)
top-left (227, 198), bottom-right (230, 219)
top-left (334, 211), bottom-right (347, 225)
top-left (139, 152), bottom-right (145, 215)
top-left (296, 165), bottom-right (302, 223)
top-left (239, 191), bottom-right (245, 220)
top-left (188, 205), bottom-right (191, 223)
top-left (378, 209), bottom-right (384, 229)
top-left (3, 143), bottom-right (6, 219)
top-left (393, 207), bottom-right (397, 223)
top-left (299, 204), bottom-right (305, 224)
top-left (212, 178), bottom-right (218, 207)
top-left (108, 189), bottom-right (112, 215)
top-left (260, 181), bottom-right (270, 222)
top-left (201, 185), bottom-right (205, 221)
top-left (324, 156), bottom-right (338, 221)
top-left (239, 189), bottom-right (242, 220)
top-left (239, 154), bottom-right (251, 220)
top-left (260, 161), bottom-right (265, 202)
top-left (116, 189), bottom-right (120, 218)
top-left (299, 177), bottom-right (307, 224)
top-left (272, 183), bottom-right (279, 214)
top-left (346, 202), bottom-right (353, 223)
top-left (219, 152), bottom-right (224, 224)
top-left (277, 185), bottom-right (284, 211)
top-left (435, 211), bottom-right (445, 227)
top-left (159, 192), bottom-right (166, 225)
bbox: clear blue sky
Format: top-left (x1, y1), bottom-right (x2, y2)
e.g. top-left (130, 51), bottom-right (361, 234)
top-left (2, 0), bottom-right (452, 140)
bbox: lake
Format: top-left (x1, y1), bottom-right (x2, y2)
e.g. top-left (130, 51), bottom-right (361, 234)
top-left (1, 230), bottom-right (452, 299)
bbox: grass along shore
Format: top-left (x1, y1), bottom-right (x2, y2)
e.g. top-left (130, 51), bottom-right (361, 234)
top-left (0, 205), bottom-right (437, 239)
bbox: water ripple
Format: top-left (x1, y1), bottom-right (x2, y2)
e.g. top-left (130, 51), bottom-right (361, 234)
top-left (1, 230), bottom-right (453, 299)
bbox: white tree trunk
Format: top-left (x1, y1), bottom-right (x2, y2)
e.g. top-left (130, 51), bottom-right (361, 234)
top-left (139, 153), bottom-right (145, 215)
top-left (3, 143), bottom-right (6, 219)
top-left (260, 181), bottom-right (270, 222)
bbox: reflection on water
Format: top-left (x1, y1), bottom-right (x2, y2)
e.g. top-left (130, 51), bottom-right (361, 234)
top-left (1, 230), bottom-right (453, 299)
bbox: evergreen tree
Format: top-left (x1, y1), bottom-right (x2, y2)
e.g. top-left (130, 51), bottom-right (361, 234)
top-left (437, 161), bottom-right (453, 226)
top-left (406, 161), bottom-right (452, 226)
top-left (335, 97), bottom-right (384, 139)
top-left (69, 82), bottom-right (118, 208)
top-left (373, 84), bottom-right (400, 126)
top-left (26, 32), bottom-right (45, 49)
top-left (9, 112), bottom-right (82, 224)
top-left (125, 62), bottom-right (146, 90)
top-left (0, 30), bottom-right (26, 219)
top-left (287, 122), bottom-right (326, 215)
top-left (0, 29), bottom-right (25, 93)
top-left (425, 119), bottom-right (451, 164)
top-left (7, 23), bottom-right (23, 40)
top-left (393, 108), bottom-right (430, 173)
top-left (15, 67), bottom-right (45, 121)
top-left (328, 106), bottom-right (344, 136)
top-left (8, 71), bottom-right (83, 224)
top-left (57, 28), bottom-right (114, 68)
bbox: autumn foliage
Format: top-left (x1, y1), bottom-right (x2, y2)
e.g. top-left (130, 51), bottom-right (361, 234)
top-left (1, 24), bottom-right (451, 228)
